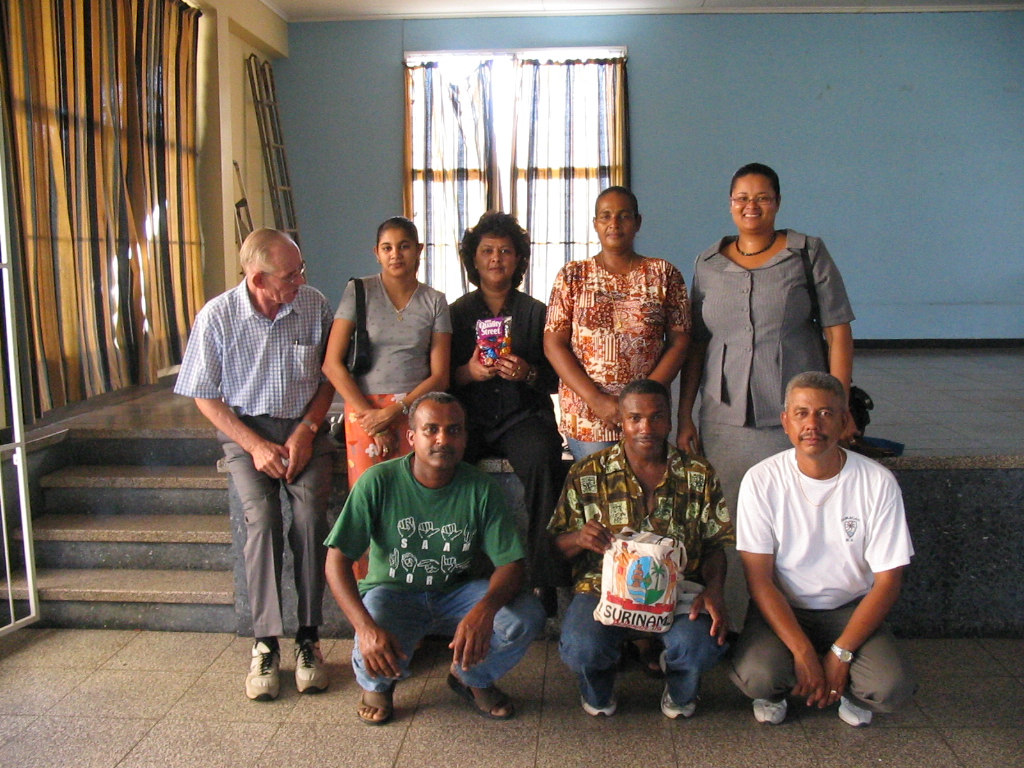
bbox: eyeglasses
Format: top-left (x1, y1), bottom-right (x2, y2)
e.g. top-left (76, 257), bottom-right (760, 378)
top-left (730, 195), bottom-right (777, 208)
top-left (264, 262), bottom-right (306, 284)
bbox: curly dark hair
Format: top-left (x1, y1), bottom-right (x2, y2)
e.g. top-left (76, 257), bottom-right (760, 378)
top-left (459, 211), bottom-right (531, 289)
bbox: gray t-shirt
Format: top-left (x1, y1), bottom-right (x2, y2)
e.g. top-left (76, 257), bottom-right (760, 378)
top-left (335, 274), bottom-right (451, 395)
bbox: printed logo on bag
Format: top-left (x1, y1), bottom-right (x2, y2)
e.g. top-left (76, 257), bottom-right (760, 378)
top-left (601, 545), bottom-right (677, 631)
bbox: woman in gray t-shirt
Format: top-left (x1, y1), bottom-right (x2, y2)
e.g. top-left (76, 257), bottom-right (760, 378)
top-left (323, 217), bottom-right (452, 521)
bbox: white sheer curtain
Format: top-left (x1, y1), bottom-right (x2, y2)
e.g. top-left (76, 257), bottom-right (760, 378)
top-left (404, 50), bottom-right (628, 303)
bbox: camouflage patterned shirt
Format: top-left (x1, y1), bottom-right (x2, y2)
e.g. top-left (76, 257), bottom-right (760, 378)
top-left (548, 442), bottom-right (734, 594)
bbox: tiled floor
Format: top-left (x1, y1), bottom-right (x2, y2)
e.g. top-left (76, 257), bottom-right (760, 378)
top-left (1, 348), bottom-right (1022, 767)
top-left (0, 629), bottom-right (1022, 768)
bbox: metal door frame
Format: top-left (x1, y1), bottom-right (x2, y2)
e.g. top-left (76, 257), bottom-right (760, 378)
top-left (0, 102), bottom-right (38, 637)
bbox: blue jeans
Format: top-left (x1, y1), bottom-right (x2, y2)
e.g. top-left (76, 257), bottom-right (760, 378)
top-left (353, 581), bottom-right (546, 692)
top-left (567, 438), bottom-right (616, 462)
top-left (559, 593), bottom-right (729, 708)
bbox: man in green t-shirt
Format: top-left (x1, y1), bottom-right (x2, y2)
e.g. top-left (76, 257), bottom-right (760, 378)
top-left (325, 392), bottom-right (545, 725)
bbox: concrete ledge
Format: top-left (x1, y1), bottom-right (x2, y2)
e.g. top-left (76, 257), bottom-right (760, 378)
top-left (884, 454), bottom-right (1024, 471)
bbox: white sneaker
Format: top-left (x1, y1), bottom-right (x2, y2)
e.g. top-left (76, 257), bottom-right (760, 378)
top-left (294, 639), bottom-right (329, 694)
top-left (245, 641), bottom-right (280, 701)
top-left (752, 697), bottom-right (788, 724)
top-left (838, 696), bottom-right (873, 727)
top-left (580, 694), bottom-right (617, 717)
top-left (661, 686), bottom-right (697, 719)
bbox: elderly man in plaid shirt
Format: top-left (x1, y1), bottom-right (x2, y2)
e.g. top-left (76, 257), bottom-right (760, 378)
top-left (175, 228), bottom-right (336, 701)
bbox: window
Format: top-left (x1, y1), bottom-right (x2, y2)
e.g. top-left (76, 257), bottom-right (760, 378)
top-left (404, 49), bottom-right (628, 304)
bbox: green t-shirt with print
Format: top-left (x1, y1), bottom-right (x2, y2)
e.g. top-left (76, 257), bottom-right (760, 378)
top-left (325, 454), bottom-right (524, 594)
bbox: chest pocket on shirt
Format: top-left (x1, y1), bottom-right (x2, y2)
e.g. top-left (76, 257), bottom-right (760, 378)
top-left (291, 343), bottom-right (321, 383)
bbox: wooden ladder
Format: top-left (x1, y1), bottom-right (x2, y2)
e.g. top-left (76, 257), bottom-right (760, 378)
top-left (246, 54), bottom-right (300, 245)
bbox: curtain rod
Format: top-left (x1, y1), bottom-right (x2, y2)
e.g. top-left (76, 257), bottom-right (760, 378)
top-left (404, 46), bottom-right (627, 64)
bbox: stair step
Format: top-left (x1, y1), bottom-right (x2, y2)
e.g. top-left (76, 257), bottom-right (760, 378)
top-left (23, 513), bottom-right (230, 544)
top-left (68, 435), bottom-right (223, 466)
top-left (40, 464), bottom-right (226, 490)
top-left (10, 568), bottom-right (234, 605)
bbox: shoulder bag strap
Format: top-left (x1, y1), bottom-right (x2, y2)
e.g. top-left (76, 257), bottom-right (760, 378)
top-left (350, 277), bottom-right (366, 333)
top-left (797, 246), bottom-right (830, 363)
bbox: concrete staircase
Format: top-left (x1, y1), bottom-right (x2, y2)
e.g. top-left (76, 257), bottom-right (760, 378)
top-left (12, 408), bottom-right (238, 632)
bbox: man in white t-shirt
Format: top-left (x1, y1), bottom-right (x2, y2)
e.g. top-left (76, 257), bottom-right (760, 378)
top-left (729, 371), bottom-right (915, 727)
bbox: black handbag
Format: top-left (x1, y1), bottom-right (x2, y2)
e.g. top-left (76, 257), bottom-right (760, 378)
top-left (345, 277), bottom-right (372, 377)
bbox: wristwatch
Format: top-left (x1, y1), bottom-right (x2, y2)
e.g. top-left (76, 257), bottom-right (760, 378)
top-left (830, 643), bottom-right (854, 663)
top-left (300, 418), bottom-right (319, 434)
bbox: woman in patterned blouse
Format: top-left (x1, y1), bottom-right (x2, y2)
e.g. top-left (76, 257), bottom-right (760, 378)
top-left (544, 186), bottom-right (691, 462)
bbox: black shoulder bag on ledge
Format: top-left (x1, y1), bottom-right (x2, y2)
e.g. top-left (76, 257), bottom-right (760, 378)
top-left (345, 277), bottom-right (372, 377)
top-left (797, 248), bottom-right (893, 458)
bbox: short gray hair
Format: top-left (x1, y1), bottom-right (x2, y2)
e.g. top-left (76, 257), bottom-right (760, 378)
top-left (784, 371), bottom-right (846, 409)
top-left (239, 228), bottom-right (297, 274)
top-left (408, 392), bottom-right (464, 427)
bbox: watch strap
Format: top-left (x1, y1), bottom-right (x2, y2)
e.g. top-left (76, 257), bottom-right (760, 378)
top-left (830, 643), bottom-right (854, 663)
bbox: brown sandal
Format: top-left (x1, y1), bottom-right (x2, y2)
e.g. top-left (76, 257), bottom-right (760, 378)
top-left (357, 683), bottom-right (395, 725)
top-left (447, 672), bottom-right (515, 720)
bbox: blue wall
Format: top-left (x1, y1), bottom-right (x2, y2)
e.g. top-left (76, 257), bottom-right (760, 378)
top-left (276, 12), bottom-right (1024, 339)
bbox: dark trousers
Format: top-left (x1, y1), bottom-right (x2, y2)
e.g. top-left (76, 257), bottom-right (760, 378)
top-left (464, 413), bottom-right (568, 588)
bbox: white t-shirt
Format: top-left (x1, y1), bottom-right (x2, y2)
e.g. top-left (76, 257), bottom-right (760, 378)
top-left (737, 448), bottom-right (914, 610)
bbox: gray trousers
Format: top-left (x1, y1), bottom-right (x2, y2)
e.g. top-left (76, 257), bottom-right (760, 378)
top-left (700, 421), bottom-right (791, 628)
top-left (221, 415), bottom-right (335, 639)
top-left (729, 599), bottom-right (916, 713)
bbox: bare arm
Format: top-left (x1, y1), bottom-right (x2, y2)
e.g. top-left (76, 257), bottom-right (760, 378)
top-left (647, 328), bottom-right (690, 389)
top-left (821, 567), bottom-right (904, 702)
top-left (823, 322), bottom-right (854, 397)
top-left (740, 551), bottom-right (825, 706)
top-left (280, 380), bottom-right (335, 482)
top-left (676, 336), bottom-right (707, 454)
top-left (325, 547), bottom-right (406, 679)
top-left (554, 518), bottom-right (613, 560)
top-left (543, 328), bottom-right (619, 427)
top-left (690, 546), bottom-right (729, 643)
top-left (823, 322), bottom-right (855, 439)
top-left (194, 397), bottom-right (288, 479)
top-left (449, 561), bottom-right (525, 670)
top-left (322, 317), bottom-right (375, 412)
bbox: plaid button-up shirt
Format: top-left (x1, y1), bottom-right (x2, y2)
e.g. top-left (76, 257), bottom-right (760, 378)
top-left (175, 281), bottom-right (333, 418)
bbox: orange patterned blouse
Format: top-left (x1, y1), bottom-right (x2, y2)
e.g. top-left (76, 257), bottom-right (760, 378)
top-left (544, 256), bottom-right (690, 442)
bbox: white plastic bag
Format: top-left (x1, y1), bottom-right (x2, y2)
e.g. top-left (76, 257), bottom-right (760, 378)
top-left (593, 528), bottom-right (685, 633)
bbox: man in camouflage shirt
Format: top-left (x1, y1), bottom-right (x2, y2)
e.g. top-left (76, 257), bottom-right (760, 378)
top-left (549, 379), bottom-right (734, 719)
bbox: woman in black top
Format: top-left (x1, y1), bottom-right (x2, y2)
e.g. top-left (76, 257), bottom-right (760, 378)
top-left (450, 211), bottom-right (566, 606)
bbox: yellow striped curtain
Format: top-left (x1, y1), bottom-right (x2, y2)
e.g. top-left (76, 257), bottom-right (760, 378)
top-left (0, 0), bottom-right (203, 415)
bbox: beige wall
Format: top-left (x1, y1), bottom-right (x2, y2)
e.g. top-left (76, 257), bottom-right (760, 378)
top-left (193, 0), bottom-right (288, 299)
